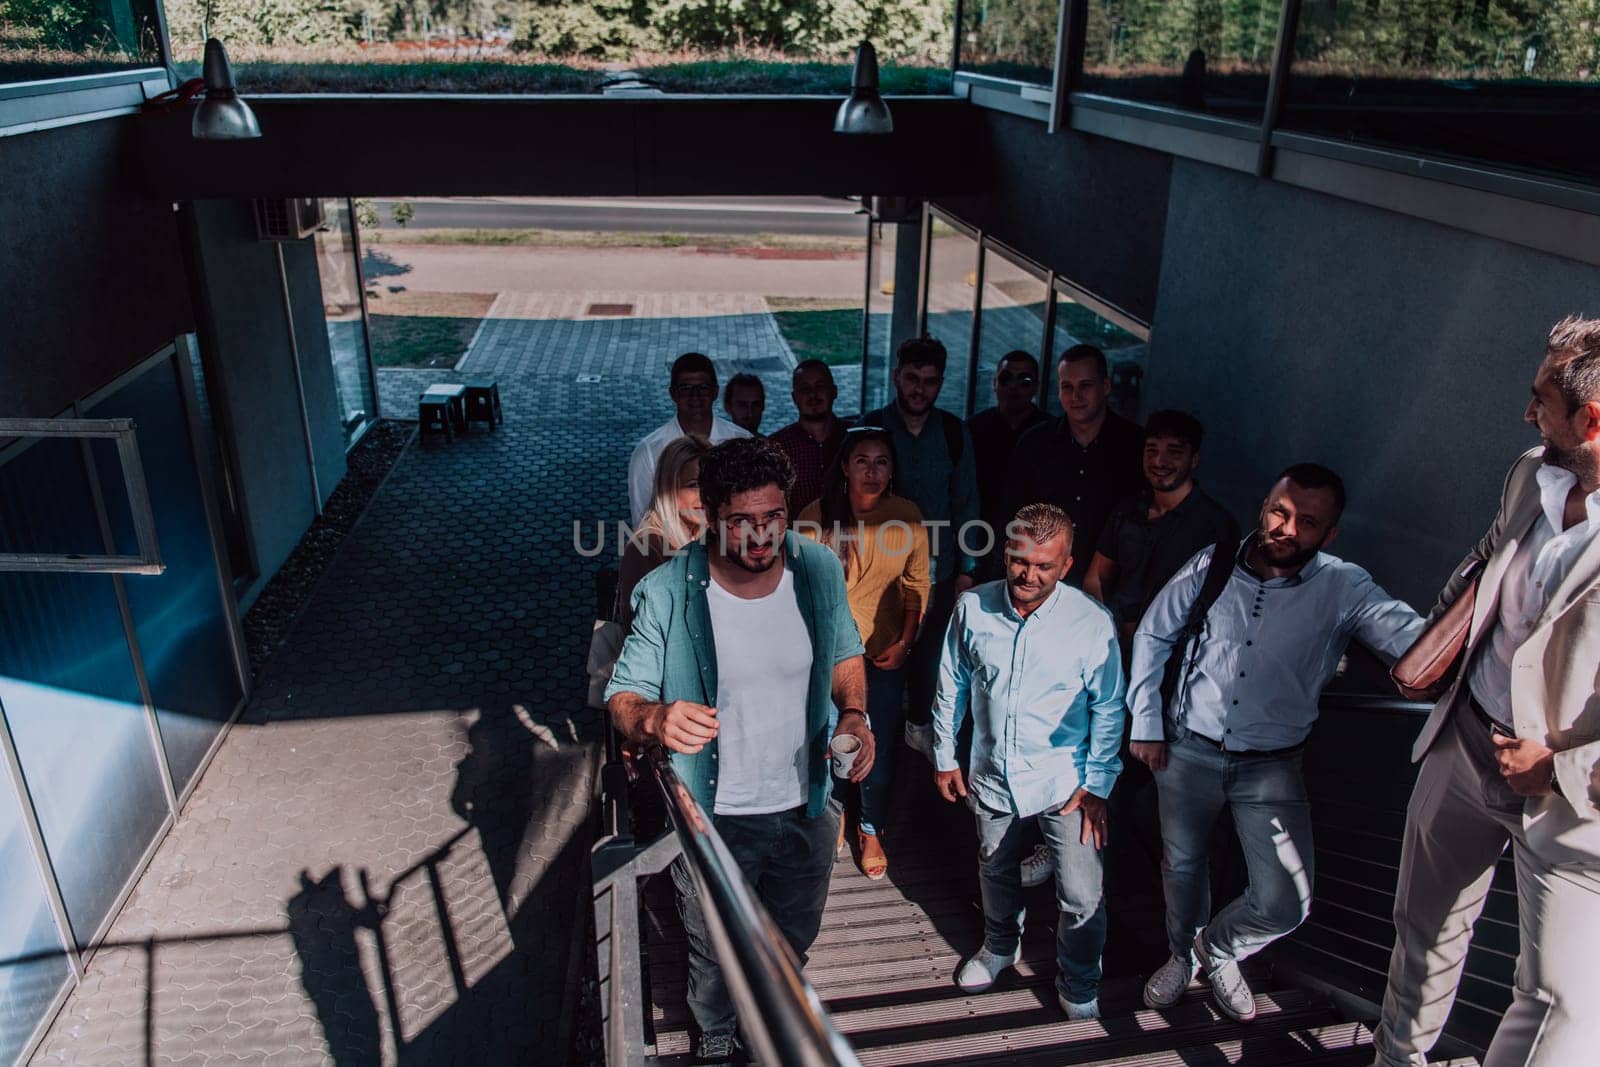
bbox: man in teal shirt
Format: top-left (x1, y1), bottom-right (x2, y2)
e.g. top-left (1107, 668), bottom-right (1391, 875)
top-left (934, 502), bottom-right (1126, 1020)
top-left (607, 436), bottom-right (872, 1065)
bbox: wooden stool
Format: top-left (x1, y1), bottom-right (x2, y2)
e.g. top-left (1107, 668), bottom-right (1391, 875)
top-left (419, 395), bottom-right (454, 442)
top-left (463, 378), bottom-right (503, 431)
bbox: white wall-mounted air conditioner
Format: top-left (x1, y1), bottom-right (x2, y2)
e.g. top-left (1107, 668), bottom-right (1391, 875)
top-left (253, 198), bottom-right (326, 241)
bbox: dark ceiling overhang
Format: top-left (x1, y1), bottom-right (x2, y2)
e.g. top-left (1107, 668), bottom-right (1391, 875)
top-left (137, 95), bottom-right (987, 199)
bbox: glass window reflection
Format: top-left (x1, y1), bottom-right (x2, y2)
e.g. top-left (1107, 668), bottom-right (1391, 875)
top-left (958, 0), bottom-right (1062, 85)
top-left (0, 0), bottom-right (164, 84)
top-left (315, 199), bottom-right (377, 449)
top-left (922, 218), bottom-right (981, 416)
top-left (973, 248), bottom-right (1048, 413)
top-left (1285, 0), bottom-right (1600, 180)
top-left (1079, 0), bottom-right (1282, 120)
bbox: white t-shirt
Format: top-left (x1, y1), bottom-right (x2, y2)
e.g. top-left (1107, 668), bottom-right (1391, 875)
top-left (706, 567), bottom-right (814, 815)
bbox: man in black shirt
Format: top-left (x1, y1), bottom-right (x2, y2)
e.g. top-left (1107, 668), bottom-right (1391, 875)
top-left (1006, 345), bottom-right (1144, 586)
top-left (1083, 410), bottom-right (1237, 648)
top-left (967, 351), bottom-right (1048, 578)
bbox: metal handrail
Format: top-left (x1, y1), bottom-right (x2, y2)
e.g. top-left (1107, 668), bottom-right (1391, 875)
top-left (646, 748), bottom-right (860, 1067)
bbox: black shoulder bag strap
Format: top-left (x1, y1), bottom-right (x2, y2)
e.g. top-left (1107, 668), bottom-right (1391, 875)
top-left (938, 410), bottom-right (965, 467)
top-left (1158, 524), bottom-right (1242, 742)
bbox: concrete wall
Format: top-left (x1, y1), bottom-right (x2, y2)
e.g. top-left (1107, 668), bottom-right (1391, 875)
top-left (0, 119), bottom-right (193, 417)
top-left (188, 199), bottom-right (345, 605)
top-left (935, 111), bottom-right (1173, 325)
top-left (1144, 159), bottom-right (1600, 608)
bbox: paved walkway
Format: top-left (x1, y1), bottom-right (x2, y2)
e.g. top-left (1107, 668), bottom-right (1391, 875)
top-left (33, 288), bottom-right (861, 1065)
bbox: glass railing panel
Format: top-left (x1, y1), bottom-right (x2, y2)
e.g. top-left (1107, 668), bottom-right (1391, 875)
top-left (1077, 0), bottom-right (1282, 121)
top-left (957, 0), bottom-right (1060, 85)
top-left (163, 4), bottom-right (956, 94)
top-left (0, 0), bottom-right (163, 84)
top-left (1284, 0), bottom-right (1600, 182)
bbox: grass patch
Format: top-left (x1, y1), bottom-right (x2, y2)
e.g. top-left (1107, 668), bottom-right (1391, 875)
top-left (767, 297), bottom-right (865, 366)
top-left (364, 290), bottom-right (495, 368)
top-left (374, 228), bottom-right (864, 253)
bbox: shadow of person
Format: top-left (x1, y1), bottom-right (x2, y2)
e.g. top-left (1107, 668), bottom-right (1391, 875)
top-left (449, 704), bottom-right (542, 921)
top-left (287, 868), bottom-right (382, 1067)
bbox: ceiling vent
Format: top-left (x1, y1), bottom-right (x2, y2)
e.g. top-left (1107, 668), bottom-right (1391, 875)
top-left (254, 198), bottom-right (326, 241)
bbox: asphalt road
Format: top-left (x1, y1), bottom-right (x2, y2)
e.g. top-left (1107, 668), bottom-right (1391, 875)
top-left (369, 196), bottom-right (868, 236)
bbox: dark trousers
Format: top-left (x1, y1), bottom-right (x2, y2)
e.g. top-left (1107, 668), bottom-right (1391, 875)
top-left (670, 802), bottom-right (841, 1037)
top-left (905, 576), bottom-right (959, 728)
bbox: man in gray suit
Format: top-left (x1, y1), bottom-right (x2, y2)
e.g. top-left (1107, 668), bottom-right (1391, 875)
top-left (1373, 316), bottom-right (1600, 1067)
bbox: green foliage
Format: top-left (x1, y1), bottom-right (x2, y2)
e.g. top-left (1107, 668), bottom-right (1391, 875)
top-left (1078, 0), bottom-right (1600, 80)
top-left (163, 0), bottom-right (355, 49)
top-left (389, 200), bottom-right (415, 226)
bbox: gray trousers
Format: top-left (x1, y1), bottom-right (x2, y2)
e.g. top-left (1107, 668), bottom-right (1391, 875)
top-left (1372, 707), bottom-right (1600, 1067)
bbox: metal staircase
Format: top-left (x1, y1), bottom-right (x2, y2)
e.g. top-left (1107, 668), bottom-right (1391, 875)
top-left (595, 741), bottom-right (1481, 1067)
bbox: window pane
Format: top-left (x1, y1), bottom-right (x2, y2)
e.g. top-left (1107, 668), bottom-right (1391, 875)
top-left (1285, 0), bottom-right (1600, 181)
top-left (1079, 0), bottom-right (1282, 121)
top-left (85, 354), bottom-right (245, 797)
top-left (1047, 288), bottom-right (1147, 418)
top-left (0, 751), bottom-right (71, 1067)
top-left (863, 220), bottom-right (899, 415)
top-left (164, 7), bottom-right (954, 94)
top-left (958, 0), bottom-right (1060, 85)
top-left (973, 249), bottom-right (1047, 413)
top-left (316, 199), bottom-right (377, 447)
top-left (0, 0), bottom-right (163, 84)
top-left (923, 220), bottom-right (980, 416)
top-left (0, 438), bottom-right (169, 947)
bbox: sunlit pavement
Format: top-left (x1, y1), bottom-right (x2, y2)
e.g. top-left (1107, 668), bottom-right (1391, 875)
top-left (33, 302), bottom-right (820, 1064)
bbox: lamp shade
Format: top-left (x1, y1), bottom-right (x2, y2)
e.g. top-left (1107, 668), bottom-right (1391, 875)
top-left (192, 38), bottom-right (261, 140)
top-left (833, 41), bottom-right (893, 135)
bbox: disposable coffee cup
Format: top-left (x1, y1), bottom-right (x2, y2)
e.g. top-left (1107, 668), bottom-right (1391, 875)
top-left (830, 734), bottom-right (862, 776)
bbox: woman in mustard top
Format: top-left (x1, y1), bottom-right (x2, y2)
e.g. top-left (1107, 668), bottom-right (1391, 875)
top-left (798, 427), bottom-right (930, 878)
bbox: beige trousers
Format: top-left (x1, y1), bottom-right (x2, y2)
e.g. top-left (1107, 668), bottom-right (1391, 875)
top-left (1372, 707), bottom-right (1600, 1067)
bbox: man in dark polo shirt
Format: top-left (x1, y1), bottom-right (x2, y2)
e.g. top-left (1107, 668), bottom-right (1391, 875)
top-left (1084, 410), bottom-right (1237, 649)
top-left (1006, 344), bottom-right (1144, 586)
top-left (968, 351), bottom-right (1048, 579)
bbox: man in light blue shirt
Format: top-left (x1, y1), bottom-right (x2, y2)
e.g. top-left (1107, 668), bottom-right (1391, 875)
top-left (1127, 464), bottom-right (1423, 1025)
top-left (933, 502), bottom-right (1126, 1019)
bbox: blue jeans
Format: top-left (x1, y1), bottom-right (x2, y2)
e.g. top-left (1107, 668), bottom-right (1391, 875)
top-left (1154, 734), bottom-right (1314, 964)
top-left (971, 797), bottom-right (1107, 1004)
top-left (851, 661), bottom-right (907, 835)
top-left (670, 802), bottom-right (841, 1037)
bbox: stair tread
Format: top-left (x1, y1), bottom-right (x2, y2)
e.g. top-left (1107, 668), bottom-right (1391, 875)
top-left (852, 1003), bottom-right (1354, 1066)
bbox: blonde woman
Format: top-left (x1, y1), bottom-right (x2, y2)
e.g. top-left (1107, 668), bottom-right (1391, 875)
top-left (618, 434), bottom-right (710, 630)
top-left (798, 427), bottom-right (930, 878)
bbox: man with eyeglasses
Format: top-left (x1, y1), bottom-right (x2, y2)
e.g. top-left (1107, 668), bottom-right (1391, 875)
top-left (770, 359), bottom-right (852, 514)
top-left (860, 336), bottom-right (981, 763)
top-left (1008, 344), bottom-right (1144, 587)
top-left (968, 351), bottom-right (1048, 579)
top-left (608, 436), bottom-right (872, 1065)
top-left (628, 351), bottom-right (750, 526)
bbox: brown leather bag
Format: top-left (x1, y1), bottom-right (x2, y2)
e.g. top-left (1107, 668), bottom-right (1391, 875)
top-left (1391, 561), bottom-right (1482, 702)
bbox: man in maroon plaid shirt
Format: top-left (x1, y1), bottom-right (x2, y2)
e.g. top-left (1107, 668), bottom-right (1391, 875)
top-left (770, 359), bottom-right (851, 514)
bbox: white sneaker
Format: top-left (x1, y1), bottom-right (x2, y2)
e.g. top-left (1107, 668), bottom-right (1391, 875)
top-left (1020, 844), bottom-right (1052, 888)
top-left (955, 945), bottom-right (1019, 993)
top-left (1194, 929), bottom-right (1256, 1022)
top-left (1057, 993), bottom-right (1100, 1019)
top-left (903, 722), bottom-right (934, 761)
top-left (1142, 952), bottom-right (1199, 1008)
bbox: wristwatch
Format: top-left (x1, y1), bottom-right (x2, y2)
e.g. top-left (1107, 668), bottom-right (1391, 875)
top-left (839, 708), bottom-right (869, 728)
